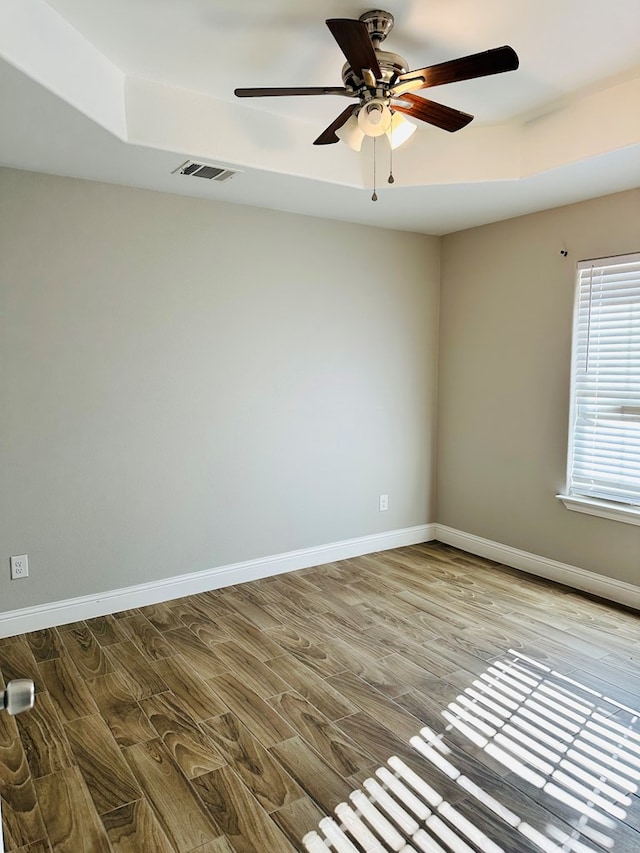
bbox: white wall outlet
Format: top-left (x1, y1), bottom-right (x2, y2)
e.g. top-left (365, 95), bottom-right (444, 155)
top-left (379, 494), bottom-right (389, 512)
top-left (10, 555), bottom-right (29, 579)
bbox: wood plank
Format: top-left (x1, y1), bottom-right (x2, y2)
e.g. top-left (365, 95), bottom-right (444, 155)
top-left (119, 614), bottom-right (176, 661)
top-left (137, 601), bottom-right (185, 633)
top-left (64, 714), bottom-right (142, 814)
top-left (0, 641), bottom-right (41, 693)
top-left (329, 641), bottom-right (438, 697)
top-left (60, 625), bottom-right (113, 680)
top-left (269, 736), bottom-right (353, 815)
top-left (37, 656), bottom-right (98, 722)
top-left (200, 712), bottom-right (303, 812)
top-left (304, 611), bottom-right (384, 658)
top-left (85, 614), bottom-right (127, 647)
top-left (0, 708), bottom-right (46, 848)
top-left (24, 629), bottom-right (62, 663)
top-left (397, 588), bottom-right (474, 631)
top-left (265, 625), bottom-right (345, 677)
top-left (123, 738), bottom-right (220, 850)
top-left (0, 784), bottom-right (46, 853)
top-left (207, 674), bottom-right (295, 748)
top-left (34, 766), bottom-right (111, 852)
top-left (152, 655), bottom-right (229, 722)
top-left (326, 670), bottom-right (426, 742)
top-left (270, 797), bottom-right (326, 851)
top-left (304, 571), bottom-right (368, 609)
top-left (217, 614), bottom-right (285, 662)
top-left (269, 691), bottom-right (375, 776)
top-left (87, 671), bottom-right (157, 747)
top-left (5, 840), bottom-right (52, 853)
top-left (261, 576), bottom-right (330, 618)
top-left (451, 790), bottom-right (542, 853)
top-left (266, 653), bottom-right (358, 721)
top-left (363, 619), bottom-right (443, 654)
top-left (217, 589), bottom-right (283, 631)
top-left (15, 692), bottom-right (74, 779)
top-left (140, 692), bottom-right (226, 778)
top-left (432, 631), bottom-right (505, 669)
top-left (334, 709), bottom-right (465, 805)
top-left (104, 639), bottom-right (169, 700)
top-left (188, 839), bottom-right (235, 853)
top-left (177, 612), bottom-right (232, 649)
top-left (162, 627), bottom-right (228, 679)
top-left (393, 681), bottom-right (464, 727)
top-left (100, 799), bottom-right (175, 853)
top-left (209, 640), bottom-right (289, 699)
top-left (191, 592), bottom-right (235, 620)
top-left (192, 765), bottom-right (296, 853)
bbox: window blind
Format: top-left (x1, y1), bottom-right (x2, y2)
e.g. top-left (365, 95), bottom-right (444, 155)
top-left (568, 252), bottom-right (640, 505)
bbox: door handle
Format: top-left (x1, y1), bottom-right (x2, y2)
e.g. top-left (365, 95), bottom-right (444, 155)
top-left (1, 679), bottom-right (35, 715)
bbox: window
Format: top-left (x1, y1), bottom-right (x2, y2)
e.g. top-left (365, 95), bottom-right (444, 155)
top-left (558, 252), bottom-right (640, 525)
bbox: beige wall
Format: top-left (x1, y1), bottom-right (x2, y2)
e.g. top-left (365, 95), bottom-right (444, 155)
top-left (0, 168), bottom-right (440, 610)
top-left (3, 167), bottom-right (637, 614)
top-left (438, 188), bottom-right (640, 585)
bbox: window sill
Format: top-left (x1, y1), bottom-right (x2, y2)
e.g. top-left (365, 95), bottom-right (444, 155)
top-left (556, 494), bottom-right (640, 527)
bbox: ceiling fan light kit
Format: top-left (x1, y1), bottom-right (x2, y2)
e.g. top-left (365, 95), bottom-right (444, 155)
top-left (335, 115), bottom-right (364, 151)
top-left (387, 112), bottom-right (418, 150)
top-left (235, 10), bottom-right (519, 196)
top-left (358, 99), bottom-right (392, 136)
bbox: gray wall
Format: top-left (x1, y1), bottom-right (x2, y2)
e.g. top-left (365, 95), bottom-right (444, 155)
top-left (0, 168), bottom-right (440, 610)
top-left (438, 188), bottom-right (640, 586)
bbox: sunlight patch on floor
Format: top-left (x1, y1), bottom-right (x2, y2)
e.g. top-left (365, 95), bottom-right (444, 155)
top-left (302, 651), bottom-right (639, 853)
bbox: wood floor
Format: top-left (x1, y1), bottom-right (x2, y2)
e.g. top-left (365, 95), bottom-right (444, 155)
top-left (1, 542), bottom-right (639, 853)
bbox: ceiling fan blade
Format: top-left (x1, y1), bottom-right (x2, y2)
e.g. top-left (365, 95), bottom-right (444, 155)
top-left (326, 18), bottom-right (382, 81)
top-left (313, 104), bottom-right (359, 145)
top-left (398, 45), bottom-right (519, 90)
top-left (235, 86), bottom-right (350, 98)
top-left (393, 95), bottom-right (474, 132)
top-left (391, 76), bottom-right (426, 97)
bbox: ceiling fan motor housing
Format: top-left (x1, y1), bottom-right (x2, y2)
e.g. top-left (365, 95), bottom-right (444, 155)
top-left (341, 49), bottom-right (409, 94)
top-left (359, 9), bottom-right (395, 44)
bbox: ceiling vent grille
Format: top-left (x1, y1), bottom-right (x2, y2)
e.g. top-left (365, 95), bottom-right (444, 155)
top-left (172, 160), bottom-right (240, 182)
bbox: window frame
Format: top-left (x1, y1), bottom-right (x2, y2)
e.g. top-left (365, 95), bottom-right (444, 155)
top-left (557, 251), bottom-right (640, 526)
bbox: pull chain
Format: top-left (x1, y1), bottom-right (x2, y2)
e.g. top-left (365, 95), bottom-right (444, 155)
top-left (371, 137), bottom-right (378, 202)
top-left (388, 133), bottom-right (394, 184)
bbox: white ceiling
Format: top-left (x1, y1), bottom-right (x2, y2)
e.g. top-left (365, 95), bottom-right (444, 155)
top-left (1, 0), bottom-right (639, 234)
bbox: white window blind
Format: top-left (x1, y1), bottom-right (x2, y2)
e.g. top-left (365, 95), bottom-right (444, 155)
top-left (567, 252), bottom-right (640, 506)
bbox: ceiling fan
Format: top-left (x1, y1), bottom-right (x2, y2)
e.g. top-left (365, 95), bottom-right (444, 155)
top-left (235, 10), bottom-right (519, 150)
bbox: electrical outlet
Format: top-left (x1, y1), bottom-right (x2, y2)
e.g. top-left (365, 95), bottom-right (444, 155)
top-left (10, 555), bottom-right (29, 580)
top-left (379, 494), bottom-right (389, 512)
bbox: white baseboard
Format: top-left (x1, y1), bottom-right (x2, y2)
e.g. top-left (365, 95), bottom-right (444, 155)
top-left (0, 524), bottom-right (436, 638)
top-left (435, 524), bottom-right (640, 611)
top-left (3, 521), bottom-right (636, 638)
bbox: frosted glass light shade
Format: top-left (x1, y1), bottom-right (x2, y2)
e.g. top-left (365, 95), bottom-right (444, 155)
top-left (336, 115), bottom-right (365, 151)
top-left (386, 112), bottom-right (417, 149)
top-left (357, 100), bottom-right (392, 137)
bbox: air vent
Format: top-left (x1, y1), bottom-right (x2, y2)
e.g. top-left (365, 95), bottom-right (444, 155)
top-left (172, 160), bottom-right (240, 183)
